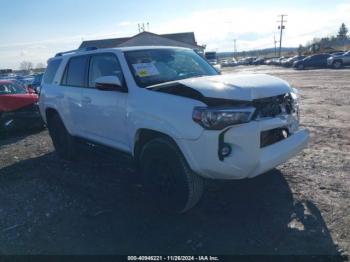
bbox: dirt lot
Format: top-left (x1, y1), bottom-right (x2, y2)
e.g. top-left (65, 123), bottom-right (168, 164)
top-left (0, 66), bottom-right (349, 258)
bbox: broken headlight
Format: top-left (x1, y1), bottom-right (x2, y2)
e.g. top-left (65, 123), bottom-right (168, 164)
top-left (290, 88), bottom-right (300, 120)
top-left (192, 107), bottom-right (255, 130)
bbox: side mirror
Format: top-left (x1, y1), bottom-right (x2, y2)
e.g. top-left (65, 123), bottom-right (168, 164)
top-left (95, 76), bottom-right (127, 92)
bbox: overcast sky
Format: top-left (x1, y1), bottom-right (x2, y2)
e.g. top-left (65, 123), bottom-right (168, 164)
top-left (1, 0), bottom-right (350, 69)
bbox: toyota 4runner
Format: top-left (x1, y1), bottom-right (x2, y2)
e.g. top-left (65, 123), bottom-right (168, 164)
top-left (39, 46), bottom-right (309, 213)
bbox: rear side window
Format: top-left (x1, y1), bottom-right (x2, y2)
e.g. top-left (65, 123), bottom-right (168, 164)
top-left (62, 56), bottom-right (89, 87)
top-left (43, 59), bottom-right (62, 84)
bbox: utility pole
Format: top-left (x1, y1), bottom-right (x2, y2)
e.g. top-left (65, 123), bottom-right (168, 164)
top-left (233, 39), bottom-right (237, 58)
top-left (274, 35), bottom-right (278, 57)
top-left (277, 14), bottom-right (287, 57)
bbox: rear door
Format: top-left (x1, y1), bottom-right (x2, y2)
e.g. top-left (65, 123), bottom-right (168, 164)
top-left (309, 55), bottom-right (321, 67)
top-left (59, 55), bottom-right (89, 135)
top-left (79, 52), bottom-right (129, 152)
top-left (318, 55), bottom-right (330, 67)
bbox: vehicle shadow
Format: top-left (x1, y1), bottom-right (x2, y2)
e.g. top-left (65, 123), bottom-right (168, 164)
top-left (0, 127), bottom-right (46, 147)
top-left (0, 151), bottom-right (345, 259)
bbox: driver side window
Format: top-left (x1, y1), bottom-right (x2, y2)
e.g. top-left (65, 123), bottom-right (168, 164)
top-left (88, 54), bottom-right (125, 88)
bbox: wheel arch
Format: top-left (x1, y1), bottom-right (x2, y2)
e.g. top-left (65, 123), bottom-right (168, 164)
top-left (333, 59), bottom-right (343, 64)
top-left (134, 129), bottom-right (177, 160)
top-left (45, 107), bottom-right (60, 127)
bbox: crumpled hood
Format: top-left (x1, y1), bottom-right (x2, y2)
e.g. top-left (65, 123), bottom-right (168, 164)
top-left (177, 74), bottom-right (292, 101)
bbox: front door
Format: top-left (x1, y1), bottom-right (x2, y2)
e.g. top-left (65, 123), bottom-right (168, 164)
top-left (80, 53), bottom-right (129, 152)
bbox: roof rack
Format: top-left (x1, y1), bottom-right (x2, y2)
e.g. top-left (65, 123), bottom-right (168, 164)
top-left (55, 47), bottom-right (97, 57)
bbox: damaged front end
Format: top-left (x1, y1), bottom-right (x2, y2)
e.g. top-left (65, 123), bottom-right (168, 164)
top-left (0, 103), bottom-right (44, 135)
top-left (147, 81), bottom-right (301, 163)
top-left (147, 81), bottom-right (299, 131)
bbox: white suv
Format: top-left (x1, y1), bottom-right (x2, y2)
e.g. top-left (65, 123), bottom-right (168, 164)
top-left (39, 46), bottom-right (309, 213)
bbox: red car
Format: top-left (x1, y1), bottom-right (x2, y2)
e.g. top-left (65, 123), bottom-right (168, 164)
top-left (0, 80), bottom-right (44, 134)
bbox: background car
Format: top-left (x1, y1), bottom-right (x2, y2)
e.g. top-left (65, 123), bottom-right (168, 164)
top-left (237, 57), bottom-right (256, 65)
top-left (0, 80), bottom-right (44, 134)
top-left (252, 57), bottom-right (266, 65)
top-left (327, 50), bottom-right (350, 69)
top-left (266, 57), bottom-right (284, 66)
top-left (28, 73), bottom-right (44, 93)
top-left (220, 58), bottom-right (238, 67)
top-left (293, 54), bottom-right (331, 70)
top-left (281, 55), bottom-right (306, 67)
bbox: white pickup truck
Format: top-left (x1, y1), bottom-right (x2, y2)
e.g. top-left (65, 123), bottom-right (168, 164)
top-left (39, 46), bottom-right (309, 213)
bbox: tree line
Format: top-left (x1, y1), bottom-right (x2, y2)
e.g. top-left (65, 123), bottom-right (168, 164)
top-left (19, 61), bottom-right (46, 71)
top-left (298, 23), bottom-right (349, 55)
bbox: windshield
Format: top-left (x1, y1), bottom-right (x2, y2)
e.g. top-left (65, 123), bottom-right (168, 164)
top-left (124, 49), bottom-right (218, 88)
top-left (0, 82), bottom-right (27, 95)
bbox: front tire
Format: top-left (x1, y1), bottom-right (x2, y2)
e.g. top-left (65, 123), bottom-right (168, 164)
top-left (140, 138), bottom-right (204, 213)
top-left (47, 113), bottom-right (78, 160)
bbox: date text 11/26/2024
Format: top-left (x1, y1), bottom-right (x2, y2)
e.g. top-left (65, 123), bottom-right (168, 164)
top-left (127, 256), bottom-right (220, 261)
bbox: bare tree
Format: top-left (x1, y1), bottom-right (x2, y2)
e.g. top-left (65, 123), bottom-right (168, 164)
top-left (36, 62), bottom-right (46, 69)
top-left (20, 61), bottom-right (34, 71)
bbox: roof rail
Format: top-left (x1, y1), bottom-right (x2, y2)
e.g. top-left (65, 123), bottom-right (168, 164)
top-left (55, 47), bottom-right (98, 57)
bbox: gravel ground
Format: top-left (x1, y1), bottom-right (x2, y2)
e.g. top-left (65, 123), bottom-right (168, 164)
top-left (0, 65), bottom-right (349, 258)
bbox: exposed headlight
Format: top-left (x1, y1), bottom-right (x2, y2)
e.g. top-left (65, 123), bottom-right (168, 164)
top-left (291, 88), bottom-right (299, 99)
top-left (290, 89), bottom-right (300, 120)
top-left (193, 107), bottom-right (255, 130)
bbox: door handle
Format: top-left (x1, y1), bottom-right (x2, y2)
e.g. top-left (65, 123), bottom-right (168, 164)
top-left (55, 94), bottom-right (64, 99)
top-left (82, 96), bottom-right (92, 103)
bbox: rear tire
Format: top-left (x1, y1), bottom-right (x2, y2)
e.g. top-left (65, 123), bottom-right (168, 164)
top-left (47, 113), bottom-right (78, 160)
top-left (333, 60), bottom-right (343, 69)
top-left (140, 138), bottom-right (204, 213)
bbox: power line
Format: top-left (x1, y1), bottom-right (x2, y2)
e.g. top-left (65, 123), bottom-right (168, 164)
top-left (277, 14), bottom-right (287, 57)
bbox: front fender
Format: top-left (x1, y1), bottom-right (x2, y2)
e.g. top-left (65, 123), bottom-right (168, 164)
top-left (127, 89), bottom-right (205, 151)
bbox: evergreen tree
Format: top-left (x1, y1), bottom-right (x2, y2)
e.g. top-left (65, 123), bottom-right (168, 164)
top-left (337, 23), bottom-right (348, 39)
top-left (298, 44), bottom-right (303, 56)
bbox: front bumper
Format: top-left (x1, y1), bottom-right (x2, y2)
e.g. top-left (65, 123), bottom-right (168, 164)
top-left (0, 104), bottom-right (44, 132)
top-left (179, 117), bottom-right (309, 180)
